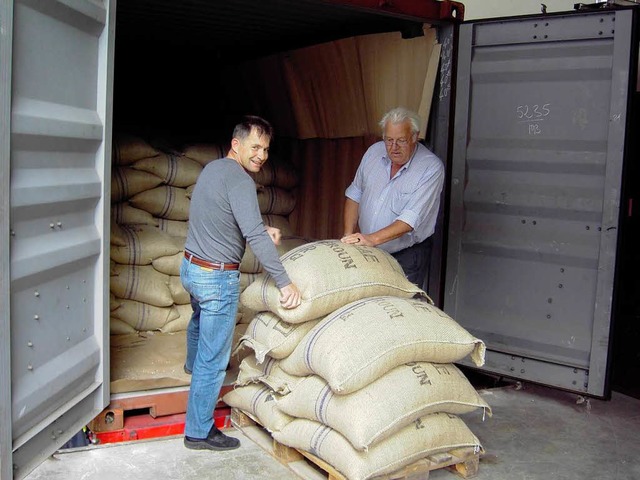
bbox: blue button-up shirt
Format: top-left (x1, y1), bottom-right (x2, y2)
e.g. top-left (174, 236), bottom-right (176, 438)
top-left (345, 141), bottom-right (444, 254)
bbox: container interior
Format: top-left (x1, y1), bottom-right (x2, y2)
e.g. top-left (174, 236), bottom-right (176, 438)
top-left (109, 0), bottom-right (448, 395)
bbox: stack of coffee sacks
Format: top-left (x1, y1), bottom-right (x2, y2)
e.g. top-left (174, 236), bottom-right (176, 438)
top-left (223, 240), bottom-right (490, 480)
top-left (109, 134), bottom-right (202, 334)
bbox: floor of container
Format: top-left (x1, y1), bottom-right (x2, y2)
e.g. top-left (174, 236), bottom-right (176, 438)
top-left (25, 382), bottom-right (640, 480)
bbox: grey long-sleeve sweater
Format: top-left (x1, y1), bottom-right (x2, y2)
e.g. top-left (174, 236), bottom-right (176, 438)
top-left (184, 158), bottom-right (291, 288)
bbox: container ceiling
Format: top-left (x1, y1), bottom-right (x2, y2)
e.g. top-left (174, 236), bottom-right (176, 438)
top-left (116, 0), bottom-right (435, 60)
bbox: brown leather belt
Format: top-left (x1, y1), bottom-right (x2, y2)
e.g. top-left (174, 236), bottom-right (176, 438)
top-left (184, 252), bottom-right (240, 271)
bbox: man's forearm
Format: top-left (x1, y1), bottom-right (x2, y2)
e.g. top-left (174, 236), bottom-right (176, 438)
top-left (341, 219), bottom-right (412, 248)
top-left (368, 220), bottom-right (413, 246)
top-left (343, 198), bottom-right (360, 235)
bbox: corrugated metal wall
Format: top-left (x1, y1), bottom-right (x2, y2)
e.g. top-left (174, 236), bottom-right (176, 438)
top-left (8, 0), bottom-right (114, 476)
top-left (447, 10), bottom-right (633, 396)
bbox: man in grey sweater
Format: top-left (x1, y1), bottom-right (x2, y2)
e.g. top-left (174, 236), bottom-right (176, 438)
top-left (181, 115), bottom-right (301, 451)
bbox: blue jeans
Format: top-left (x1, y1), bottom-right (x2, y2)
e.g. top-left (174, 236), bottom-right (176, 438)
top-left (391, 236), bottom-right (433, 289)
top-left (180, 257), bottom-right (240, 439)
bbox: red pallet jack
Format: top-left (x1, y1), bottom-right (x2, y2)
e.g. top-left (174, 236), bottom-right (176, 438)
top-left (86, 386), bottom-right (233, 445)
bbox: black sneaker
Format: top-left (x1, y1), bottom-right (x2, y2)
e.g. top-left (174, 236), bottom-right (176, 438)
top-left (183, 365), bottom-right (192, 375)
top-left (184, 426), bottom-right (240, 451)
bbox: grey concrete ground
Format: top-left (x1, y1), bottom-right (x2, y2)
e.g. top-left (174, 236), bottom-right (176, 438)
top-left (445, 384), bottom-right (640, 480)
top-left (26, 383), bottom-right (640, 480)
top-left (25, 429), bottom-right (299, 480)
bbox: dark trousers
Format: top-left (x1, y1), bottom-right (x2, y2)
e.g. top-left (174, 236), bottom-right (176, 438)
top-left (391, 236), bottom-right (433, 288)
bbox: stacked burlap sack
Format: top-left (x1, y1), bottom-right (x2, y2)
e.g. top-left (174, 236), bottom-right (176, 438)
top-left (109, 133), bottom-right (194, 334)
top-left (109, 134), bottom-right (303, 340)
top-left (223, 240), bottom-right (491, 480)
top-left (224, 232), bottom-right (312, 372)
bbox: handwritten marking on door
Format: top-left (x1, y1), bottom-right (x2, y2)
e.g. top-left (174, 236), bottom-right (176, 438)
top-left (516, 103), bottom-right (551, 135)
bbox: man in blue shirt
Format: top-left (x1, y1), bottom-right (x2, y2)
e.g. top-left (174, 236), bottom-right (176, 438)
top-left (341, 107), bottom-right (444, 287)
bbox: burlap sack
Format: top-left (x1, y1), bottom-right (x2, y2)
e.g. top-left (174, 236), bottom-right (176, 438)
top-left (237, 303), bottom-right (257, 325)
top-left (182, 143), bottom-right (226, 166)
top-left (111, 225), bottom-right (181, 266)
top-left (110, 298), bottom-right (179, 332)
top-left (257, 186), bottom-right (296, 215)
top-left (280, 296), bottom-right (485, 394)
top-left (112, 134), bottom-right (159, 165)
top-left (277, 362), bottom-right (491, 450)
top-left (171, 235), bottom-right (187, 251)
top-left (240, 236), bottom-right (310, 274)
top-left (230, 324), bottom-right (251, 369)
top-left (249, 159), bottom-right (299, 190)
top-left (273, 414), bottom-right (483, 480)
top-left (262, 214), bottom-right (294, 236)
top-left (110, 317), bottom-right (136, 334)
top-left (111, 166), bottom-right (164, 203)
top-left (222, 384), bottom-right (293, 433)
top-left (240, 240), bottom-right (428, 324)
top-left (152, 252), bottom-right (183, 276)
top-left (129, 186), bottom-right (191, 221)
top-left (185, 184), bottom-right (195, 199)
top-left (110, 218), bottom-right (128, 247)
top-left (240, 272), bottom-right (260, 293)
top-left (110, 293), bottom-right (122, 311)
top-left (112, 203), bottom-right (159, 226)
top-left (240, 245), bottom-right (263, 274)
top-left (157, 218), bottom-right (189, 238)
top-left (132, 153), bottom-right (203, 188)
top-left (241, 311), bottom-right (320, 362)
top-left (168, 275), bottom-right (190, 304)
top-left (277, 237), bottom-right (312, 253)
top-left (110, 264), bottom-right (173, 307)
top-left (236, 356), bottom-right (305, 395)
top-left (161, 303), bottom-right (193, 333)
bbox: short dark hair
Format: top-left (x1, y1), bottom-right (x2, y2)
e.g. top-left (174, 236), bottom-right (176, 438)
top-left (232, 115), bottom-right (274, 141)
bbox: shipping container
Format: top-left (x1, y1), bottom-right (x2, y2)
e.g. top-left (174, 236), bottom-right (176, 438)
top-left (1, 0), bottom-right (639, 478)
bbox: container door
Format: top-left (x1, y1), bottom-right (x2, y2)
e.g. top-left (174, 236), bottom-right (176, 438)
top-left (446, 9), bottom-right (634, 397)
top-left (0, 1), bottom-right (115, 478)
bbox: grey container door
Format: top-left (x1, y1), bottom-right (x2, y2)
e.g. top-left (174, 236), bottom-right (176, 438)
top-left (0, 1), bottom-right (115, 478)
top-left (445, 9), bottom-right (633, 397)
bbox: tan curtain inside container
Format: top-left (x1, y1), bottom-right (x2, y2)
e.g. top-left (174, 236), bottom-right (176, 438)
top-left (237, 55), bottom-right (299, 138)
top-left (276, 136), bottom-right (377, 241)
top-left (285, 27), bottom-right (439, 139)
top-left (282, 37), bottom-right (369, 139)
top-left (235, 25), bottom-right (440, 139)
top-left (357, 28), bottom-right (441, 140)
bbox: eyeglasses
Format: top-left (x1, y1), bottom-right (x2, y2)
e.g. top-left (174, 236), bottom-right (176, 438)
top-left (384, 138), bottom-right (410, 147)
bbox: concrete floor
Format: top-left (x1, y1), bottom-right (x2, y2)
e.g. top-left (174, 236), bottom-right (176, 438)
top-left (26, 383), bottom-right (640, 480)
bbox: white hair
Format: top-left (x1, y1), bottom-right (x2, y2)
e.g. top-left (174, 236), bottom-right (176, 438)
top-left (379, 107), bottom-right (421, 137)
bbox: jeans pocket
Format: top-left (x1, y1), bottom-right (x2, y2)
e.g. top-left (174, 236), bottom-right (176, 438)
top-left (192, 282), bottom-right (222, 312)
top-left (227, 270), bottom-right (240, 288)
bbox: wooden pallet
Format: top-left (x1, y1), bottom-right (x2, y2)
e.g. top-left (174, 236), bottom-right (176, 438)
top-left (231, 408), bottom-right (480, 480)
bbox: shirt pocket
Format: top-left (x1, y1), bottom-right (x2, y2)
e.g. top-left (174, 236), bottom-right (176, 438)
top-left (390, 188), bottom-right (413, 215)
